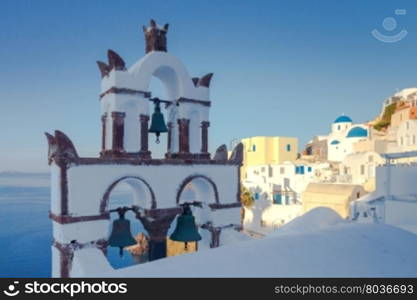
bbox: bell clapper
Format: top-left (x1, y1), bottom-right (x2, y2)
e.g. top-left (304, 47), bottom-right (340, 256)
top-left (184, 242), bottom-right (188, 250)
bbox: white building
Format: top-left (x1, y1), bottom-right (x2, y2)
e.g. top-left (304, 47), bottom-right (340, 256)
top-left (352, 151), bottom-right (417, 235)
top-left (242, 161), bottom-right (331, 229)
top-left (244, 162), bottom-right (320, 203)
top-left (381, 87), bottom-right (417, 115)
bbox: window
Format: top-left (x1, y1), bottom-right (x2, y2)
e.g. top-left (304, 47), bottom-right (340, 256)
top-left (401, 137), bottom-right (404, 146)
top-left (295, 166), bottom-right (304, 174)
top-left (280, 167), bottom-right (285, 174)
top-left (284, 195), bottom-right (290, 205)
top-left (368, 155), bottom-right (373, 163)
top-left (407, 121), bottom-right (410, 130)
top-left (254, 193), bottom-right (259, 200)
top-left (360, 165), bottom-right (365, 175)
top-left (261, 167), bottom-right (265, 172)
top-left (307, 167), bottom-right (312, 172)
top-left (273, 193), bottom-right (282, 205)
top-left (338, 125), bottom-right (341, 130)
top-left (268, 166), bottom-right (273, 177)
top-left (286, 144), bottom-right (291, 152)
top-left (252, 144), bottom-right (256, 152)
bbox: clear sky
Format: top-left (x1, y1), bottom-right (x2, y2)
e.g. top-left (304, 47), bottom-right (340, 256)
top-left (1, 0), bottom-right (417, 172)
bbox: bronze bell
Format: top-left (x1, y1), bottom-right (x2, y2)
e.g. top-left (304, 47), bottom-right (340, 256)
top-left (170, 204), bottom-right (202, 250)
top-left (108, 208), bottom-right (137, 257)
top-left (149, 99), bottom-right (168, 144)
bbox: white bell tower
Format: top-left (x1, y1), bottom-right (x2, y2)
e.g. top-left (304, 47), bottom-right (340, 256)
top-left (98, 50), bottom-right (151, 158)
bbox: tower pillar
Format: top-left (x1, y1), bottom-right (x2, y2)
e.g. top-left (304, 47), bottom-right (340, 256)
top-left (139, 114), bottom-right (151, 159)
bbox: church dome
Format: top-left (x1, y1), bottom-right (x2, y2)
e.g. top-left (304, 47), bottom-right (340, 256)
top-left (334, 115), bottom-right (352, 123)
top-left (346, 126), bottom-right (368, 138)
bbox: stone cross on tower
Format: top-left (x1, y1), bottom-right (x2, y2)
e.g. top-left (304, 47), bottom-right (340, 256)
top-left (143, 19), bottom-right (169, 53)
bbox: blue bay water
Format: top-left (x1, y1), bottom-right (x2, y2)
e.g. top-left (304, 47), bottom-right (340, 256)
top-left (0, 186), bottom-right (51, 277)
top-left (0, 185), bottom-right (154, 277)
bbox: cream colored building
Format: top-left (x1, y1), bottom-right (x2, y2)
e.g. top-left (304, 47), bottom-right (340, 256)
top-left (396, 120), bottom-right (417, 152)
top-left (391, 106), bottom-right (411, 128)
top-left (353, 127), bottom-right (388, 154)
top-left (340, 151), bottom-right (384, 192)
top-left (302, 183), bottom-right (366, 218)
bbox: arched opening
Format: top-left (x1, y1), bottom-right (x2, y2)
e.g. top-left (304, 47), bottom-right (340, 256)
top-left (147, 65), bottom-right (181, 158)
top-left (167, 175), bottom-right (219, 255)
top-left (148, 78), bottom-right (168, 157)
top-left (101, 177), bottom-right (155, 269)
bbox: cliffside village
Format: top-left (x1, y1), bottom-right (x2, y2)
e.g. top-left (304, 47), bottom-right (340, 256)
top-left (242, 88), bottom-right (417, 235)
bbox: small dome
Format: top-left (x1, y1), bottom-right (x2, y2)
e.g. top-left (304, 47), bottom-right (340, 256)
top-left (334, 115), bottom-right (352, 123)
top-left (346, 126), bottom-right (368, 138)
top-left (330, 140), bottom-right (340, 145)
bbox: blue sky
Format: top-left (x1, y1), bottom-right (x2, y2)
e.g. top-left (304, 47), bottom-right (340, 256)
top-left (1, 0), bottom-right (417, 171)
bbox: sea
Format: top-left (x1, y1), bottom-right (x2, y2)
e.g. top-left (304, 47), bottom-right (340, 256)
top-left (0, 172), bottom-right (155, 278)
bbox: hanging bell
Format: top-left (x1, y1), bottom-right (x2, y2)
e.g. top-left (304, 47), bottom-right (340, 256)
top-left (149, 99), bottom-right (168, 144)
top-left (170, 204), bottom-right (202, 250)
top-left (108, 209), bottom-right (137, 257)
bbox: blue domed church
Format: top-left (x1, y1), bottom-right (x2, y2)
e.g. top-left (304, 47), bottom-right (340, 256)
top-left (327, 115), bottom-right (369, 162)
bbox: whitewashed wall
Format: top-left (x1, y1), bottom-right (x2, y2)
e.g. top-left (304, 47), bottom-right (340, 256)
top-left (51, 163), bottom-right (238, 245)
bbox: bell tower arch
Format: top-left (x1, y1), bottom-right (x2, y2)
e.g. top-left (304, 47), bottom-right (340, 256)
top-left (99, 20), bottom-right (213, 160)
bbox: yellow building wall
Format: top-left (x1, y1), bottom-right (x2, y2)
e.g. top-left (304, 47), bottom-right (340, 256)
top-left (241, 136), bottom-right (298, 179)
top-left (353, 139), bottom-right (387, 154)
top-left (353, 140), bottom-right (374, 153)
top-left (302, 193), bottom-right (351, 219)
top-left (278, 137), bottom-right (298, 163)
